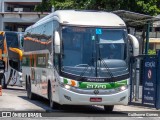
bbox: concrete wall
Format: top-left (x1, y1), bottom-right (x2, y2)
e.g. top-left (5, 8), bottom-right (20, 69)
top-left (0, 13), bottom-right (48, 31)
top-left (0, 0), bottom-right (42, 12)
top-left (0, 0), bottom-right (48, 31)
top-left (2, 14), bottom-right (46, 23)
top-left (0, 15), bottom-right (3, 30)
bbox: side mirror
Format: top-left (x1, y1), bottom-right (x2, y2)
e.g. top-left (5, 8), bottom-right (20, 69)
top-left (54, 31), bottom-right (60, 54)
top-left (128, 34), bottom-right (139, 57)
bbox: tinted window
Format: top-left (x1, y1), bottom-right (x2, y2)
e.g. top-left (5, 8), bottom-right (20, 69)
top-left (5, 32), bottom-right (18, 48)
top-left (0, 35), bottom-right (4, 49)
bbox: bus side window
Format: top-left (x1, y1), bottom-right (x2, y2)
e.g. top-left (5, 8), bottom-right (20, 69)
top-left (53, 21), bottom-right (60, 73)
top-left (30, 55), bottom-right (34, 67)
top-left (31, 57), bottom-right (34, 67)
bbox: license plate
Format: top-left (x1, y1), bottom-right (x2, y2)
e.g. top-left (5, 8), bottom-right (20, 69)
top-left (90, 98), bottom-right (102, 102)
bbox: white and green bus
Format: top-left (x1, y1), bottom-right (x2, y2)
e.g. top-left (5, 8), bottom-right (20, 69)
top-left (23, 10), bottom-right (139, 111)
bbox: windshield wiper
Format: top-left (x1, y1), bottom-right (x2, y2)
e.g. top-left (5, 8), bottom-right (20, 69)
top-left (98, 44), bottom-right (114, 79)
top-left (77, 56), bottom-right (94, 81)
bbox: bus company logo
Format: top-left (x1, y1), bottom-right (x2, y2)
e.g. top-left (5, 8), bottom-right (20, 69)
top-left (94, 90), bottom-right (99, 94)
top-left (87, 78), bottom-right (105, 82)
top-left (148, 69), bottom-right (152, 79)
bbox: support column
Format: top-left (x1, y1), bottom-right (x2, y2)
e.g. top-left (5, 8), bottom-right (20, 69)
top-left (145, 21), bottom-right (150, 54)
top-left (1, 0), bottom-right (4, 12)
top-left (135, 58), bottom-right (140, 101)
top-left (1, 21), bottom-right (4, 31)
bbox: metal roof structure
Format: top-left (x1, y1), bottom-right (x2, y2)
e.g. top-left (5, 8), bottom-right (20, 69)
top-left (154, 14), bottom-right (160, 27)
top-left (112, 10), bottom-right (160, 27)
top-left (112, 10), bottom-right (160, 54)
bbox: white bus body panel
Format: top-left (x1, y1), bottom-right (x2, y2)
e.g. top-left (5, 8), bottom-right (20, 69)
top-left (5, 66), bottom-right (23, 87)
top-left (24, 10), bottom-right (129, 106)
top-left (58, 87), bottom-right (128, 105)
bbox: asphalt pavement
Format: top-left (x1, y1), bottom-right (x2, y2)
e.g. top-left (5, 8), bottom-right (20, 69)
top-left (0, 86), bottom-right (160, 119)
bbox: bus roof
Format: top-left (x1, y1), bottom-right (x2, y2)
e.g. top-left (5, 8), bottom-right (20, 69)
top-left (27, 10), bottom-right (126, 30)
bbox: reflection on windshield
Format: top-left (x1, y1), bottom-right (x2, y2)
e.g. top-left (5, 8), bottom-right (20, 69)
top-left (98, 43), bottom-right (125, 59)
top-left (6, 32), bottom-right (18, 48)
top-left (0, 35), bottom-right (4, 49)
top-left (61, 27), bottom-right (127, 77)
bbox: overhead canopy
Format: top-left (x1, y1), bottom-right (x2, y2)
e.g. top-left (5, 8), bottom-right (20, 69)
top-left (112, 10), bottom-right (160, 27)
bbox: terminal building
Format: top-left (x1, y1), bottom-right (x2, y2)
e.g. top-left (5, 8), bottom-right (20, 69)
top-left (0, 0), bottom-right (49, 32)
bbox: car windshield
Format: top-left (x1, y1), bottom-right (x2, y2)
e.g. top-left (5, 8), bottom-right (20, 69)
top-left (61, 26), bottom-right (127, 78)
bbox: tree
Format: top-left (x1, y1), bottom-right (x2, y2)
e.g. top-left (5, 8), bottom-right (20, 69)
top-left (135, 0), bottom-right (160, 15)
top-left (35, 0), bottom-right (160, 16)
top-left (34, 0), bottom-right (52, 13)
top-left (50, 0), bottom-right (74, 10)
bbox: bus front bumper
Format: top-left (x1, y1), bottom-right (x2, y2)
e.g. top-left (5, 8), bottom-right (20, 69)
top-left (58, 87), bottom-right (129, 105)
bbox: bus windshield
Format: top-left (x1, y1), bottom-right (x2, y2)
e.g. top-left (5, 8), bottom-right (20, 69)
top-left (61, 26), bottom-right (128, 78)
top-left (5, 32), bottom-right (19, 48)
top-left (0, 35), bottom-right (4, 49)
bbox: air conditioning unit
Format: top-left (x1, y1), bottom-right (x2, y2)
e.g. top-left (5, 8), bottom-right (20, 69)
top-left (14, 8), bottom-right (23, 12)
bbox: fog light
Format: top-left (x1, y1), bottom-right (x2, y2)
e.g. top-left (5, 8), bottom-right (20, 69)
top-left (65, 85), bottom-right (71, 90)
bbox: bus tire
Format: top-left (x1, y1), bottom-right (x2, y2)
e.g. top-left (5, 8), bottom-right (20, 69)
top-left (25, 76), bottom-right (27, 90)
top-left (27, 77), bottom-right (35, 100)
top-left (48, 83), bottom-right (59, 109)
top-left (1, 75), bottom-right (7, 89)
top-left (104, 105), bottom-right (114, 112)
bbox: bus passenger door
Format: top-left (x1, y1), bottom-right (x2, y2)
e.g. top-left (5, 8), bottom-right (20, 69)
top-left (30, 55), bottom-right (37, 93)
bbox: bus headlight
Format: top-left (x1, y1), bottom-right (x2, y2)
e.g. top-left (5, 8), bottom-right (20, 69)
top-left (59, 82), bottom-right (71, 90)
top-left (0, 70), bottom-right (4, 73)
top-left (65, 84), bottom-right (71, 90)
top-left (115, 85), bottom-right (128, 92)
top-left (120, 86), bottom-right (127, 91)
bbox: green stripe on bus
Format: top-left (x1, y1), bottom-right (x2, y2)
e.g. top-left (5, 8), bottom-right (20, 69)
top-left (79, 80), bottom-right (127, 89)
top-left (114, 80), bottom-right (127, 88)
top-left (63, 78), bottom-right (68, 84)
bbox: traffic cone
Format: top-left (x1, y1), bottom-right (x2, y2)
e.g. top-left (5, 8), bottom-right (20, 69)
top-left (0, 85), bottom-right (2, 96)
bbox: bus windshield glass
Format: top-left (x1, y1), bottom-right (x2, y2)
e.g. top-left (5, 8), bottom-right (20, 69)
top-left (0, 35), bottom-right (3, 49)
top-left (5, 32), bottom-right (19, 48)
top-left (61, 26), bottom-right (127, 78)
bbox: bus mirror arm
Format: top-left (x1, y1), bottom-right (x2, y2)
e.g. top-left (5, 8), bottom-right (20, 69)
top-left (54, 31), bottom-right (60, 54)
top-left (48, 60), bottom-right (53, 68)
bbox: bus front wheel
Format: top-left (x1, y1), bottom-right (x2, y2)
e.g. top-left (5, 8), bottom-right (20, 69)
top-left (104, 105), bottom-right (114, 112)
top-left (48, 84), bottom-right (59, 109)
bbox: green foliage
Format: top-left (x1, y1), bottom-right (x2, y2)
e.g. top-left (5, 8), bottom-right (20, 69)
top-left (148, 49), bottom-right (156, 55)
top-left (50, 0), bottom-right (74, 10)
top-left (136, 0), bottom-right (160, 15)
top-left (34, 0), bottom-right (52, 12)
top-left (36, 0), bottom-right (160, 16)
